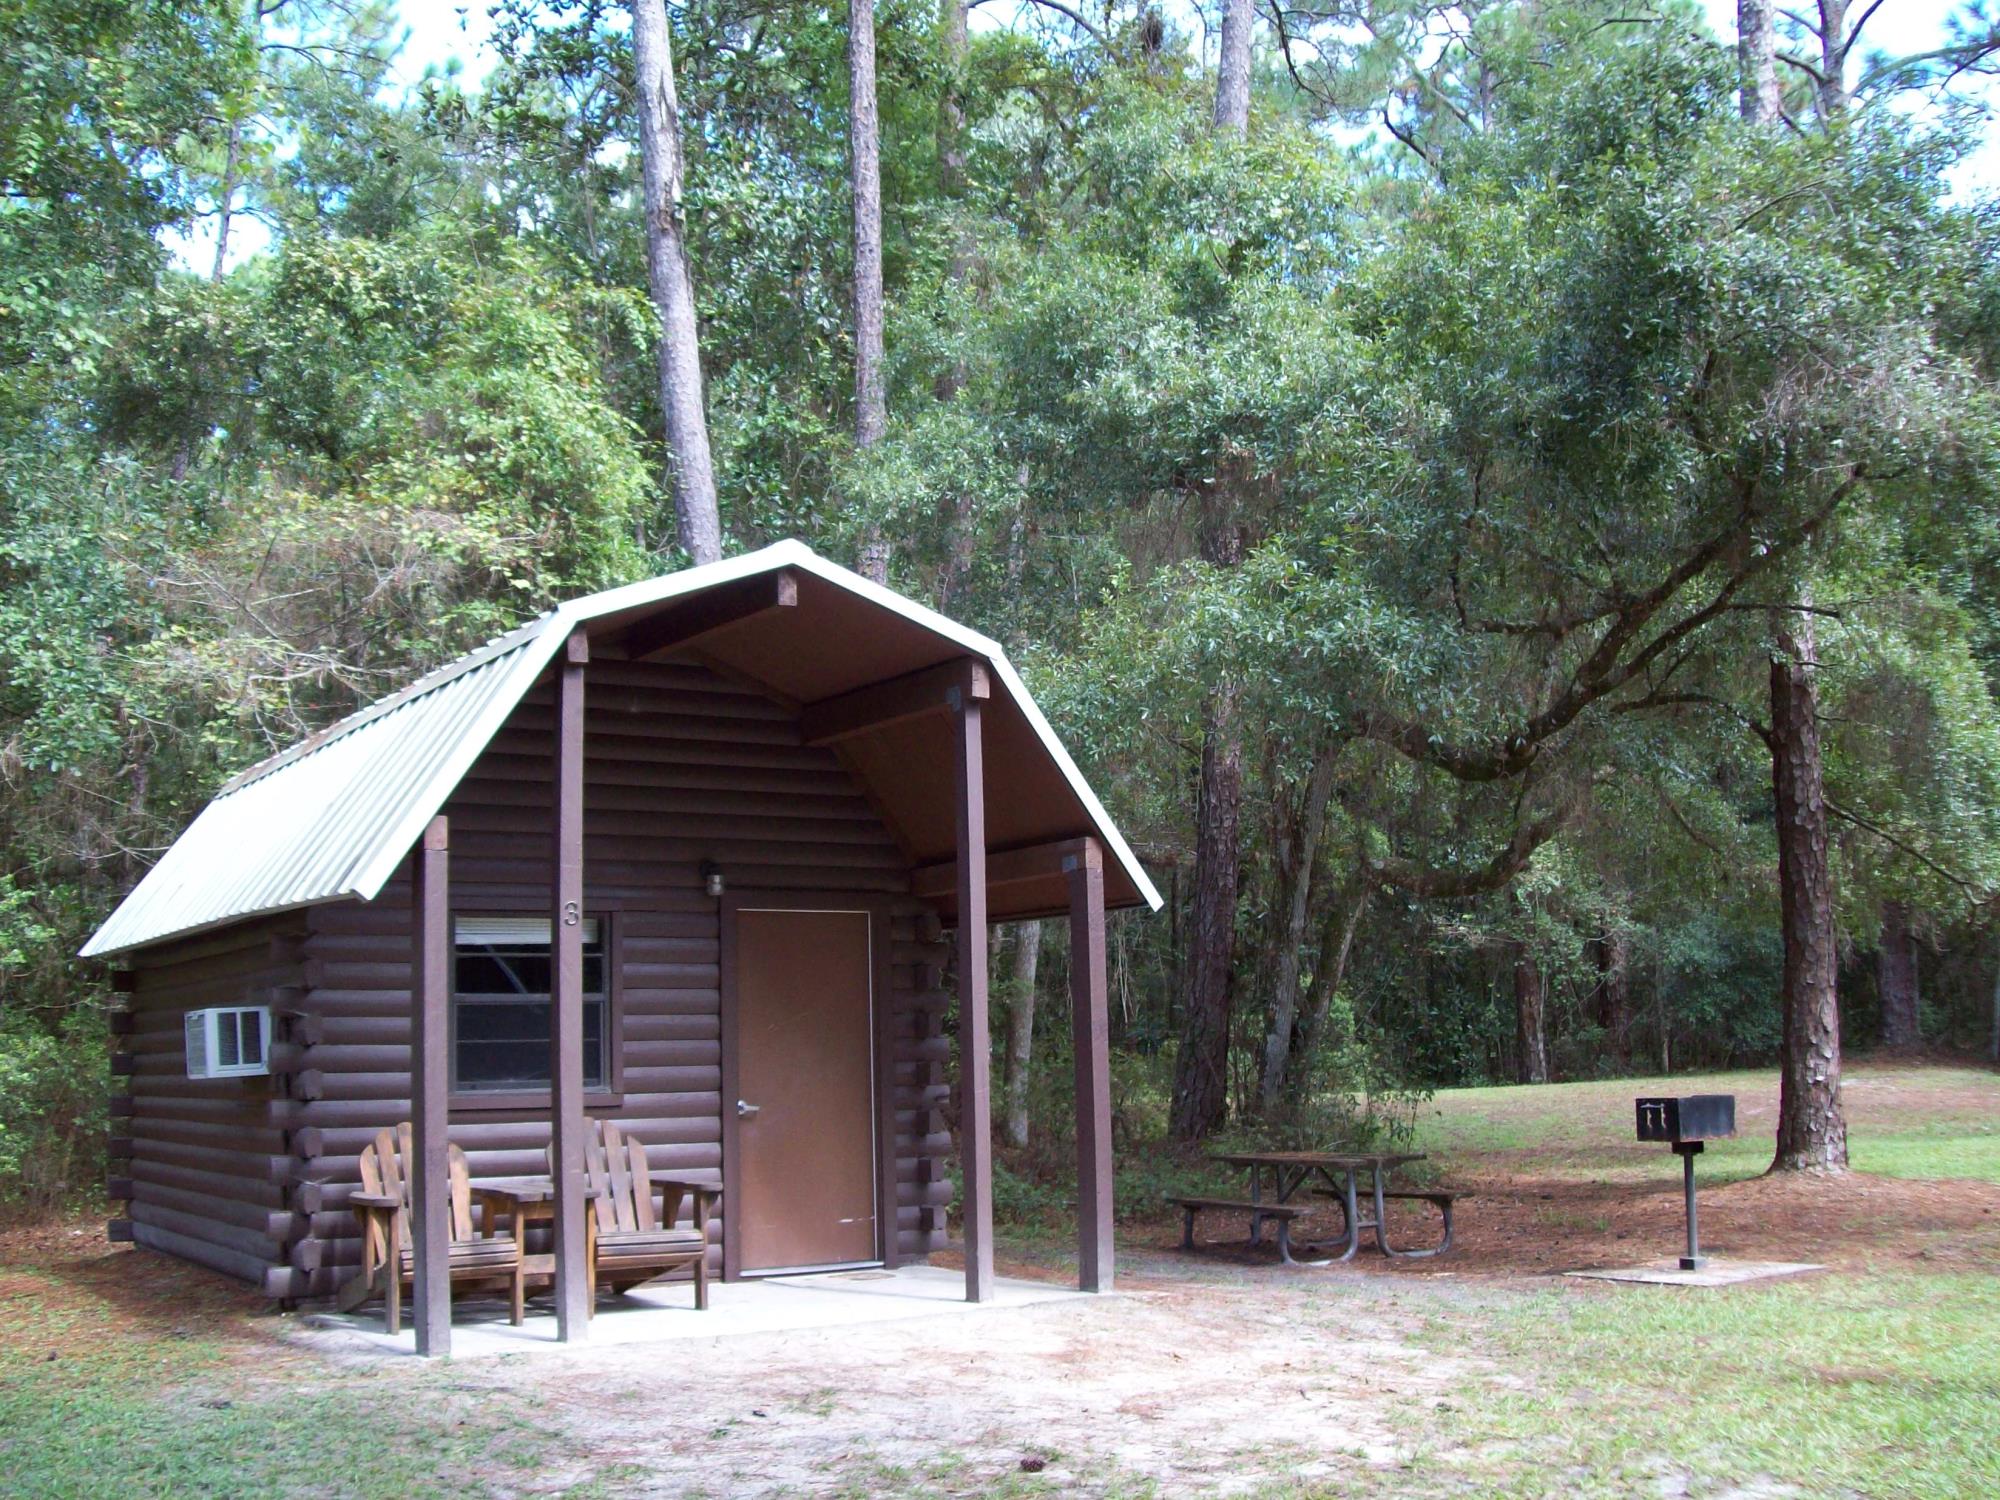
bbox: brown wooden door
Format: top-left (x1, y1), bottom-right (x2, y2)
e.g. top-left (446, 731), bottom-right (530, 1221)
top-left (734, 907), bottom-right (879, 1272)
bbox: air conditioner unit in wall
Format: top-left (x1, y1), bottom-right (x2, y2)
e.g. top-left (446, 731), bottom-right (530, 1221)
top-left (184, 1006), bottom-right (272, 1079)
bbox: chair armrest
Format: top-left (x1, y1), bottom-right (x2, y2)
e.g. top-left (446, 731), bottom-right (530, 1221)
top-left (348, 1191), bottom-right (402, 1211)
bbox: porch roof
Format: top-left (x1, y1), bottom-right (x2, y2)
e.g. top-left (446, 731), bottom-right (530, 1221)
top-left (81, 541), bottom-right (1161, 959)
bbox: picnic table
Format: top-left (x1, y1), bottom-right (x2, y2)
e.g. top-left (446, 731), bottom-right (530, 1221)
top-left (1170, 1150), bottom-right (1457, 1265)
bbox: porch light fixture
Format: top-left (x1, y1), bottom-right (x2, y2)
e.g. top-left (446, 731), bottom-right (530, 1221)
top-left (701, 860), bottom-right (726, 898)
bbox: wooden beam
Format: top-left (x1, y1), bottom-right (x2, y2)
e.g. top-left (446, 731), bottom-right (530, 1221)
top-left (1066, 839), bottom-right (1112, 1293)
top-left (551, 629), bottom-right (590, 1340)
top-left (910, 836), bottom-right (1093, 901)
top-left (800, 658), bottom-right (989, 747)
top-left (618, 570), bottom-right (797, 662)
top-left (411, 815), bottom-right (451, 1357)
top-left (953, 693), bottom-right (995, 1303)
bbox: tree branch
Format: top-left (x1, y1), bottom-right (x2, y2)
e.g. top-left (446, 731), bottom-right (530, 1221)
top-left (970, 0), bottom-right (1105, 43)
top-left (1826, 797), bottom-right (1982, 894)
top-left (1362, 782), bottom-right (1589, 899)
top-left (1360, 470), bottom-right (1860, 782)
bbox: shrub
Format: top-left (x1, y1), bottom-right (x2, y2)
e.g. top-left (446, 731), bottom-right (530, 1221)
top-left (0, 1008), bottom-right (106, 1214)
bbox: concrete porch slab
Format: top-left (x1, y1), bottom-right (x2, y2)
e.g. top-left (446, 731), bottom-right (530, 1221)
top-left (296, 1263), bottom-right (1091, 1360)
top-left (1563, 1259), bottom-right (1827, 1288)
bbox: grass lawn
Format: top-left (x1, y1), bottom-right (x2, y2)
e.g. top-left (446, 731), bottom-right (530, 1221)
top-left (1390, 1059), bottom-right (2000, 1498)
top-left (0, 1324), bottom-right (557, 1498)
top-left (0, 1228), bottom-right (568, 1498)
top-left (3, 1060), bottom-right (1995, 1498)
top-left (1412, 1270), bottom-right (2000, 1498)
top-left (1419, 1062), bottom-right (2000, 1186)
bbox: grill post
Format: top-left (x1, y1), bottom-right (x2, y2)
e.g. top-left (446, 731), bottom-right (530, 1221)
top-left (1675, 1141), bottom-right (1705, 1271)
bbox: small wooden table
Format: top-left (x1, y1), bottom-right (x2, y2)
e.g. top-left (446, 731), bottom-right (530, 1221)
top-left (1210, 1150), bottom-right (1435, 1262)
top-left (472, 1176), bottom-right (603, 1288)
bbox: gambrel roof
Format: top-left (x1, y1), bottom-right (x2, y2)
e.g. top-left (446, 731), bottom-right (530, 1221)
top-left (82, 541), bottom-right (1161, 958)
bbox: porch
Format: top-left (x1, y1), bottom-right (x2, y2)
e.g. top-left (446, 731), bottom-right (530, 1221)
top-left (299, 1263), bottom-right (1088, 1360)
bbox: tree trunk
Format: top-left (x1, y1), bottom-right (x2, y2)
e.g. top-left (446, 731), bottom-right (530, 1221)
top-left (1290, 878), bottom-right (1368, 1102)
top-left (1003, 921), bottom-right (1040, 1149)
top-left (631, 0), bottom-right (723, 565)
top-left (1168, 680), bottom-right (1243, 1141)
top-left (1738, 0), bottom-right (1782, 125)
top-left (1877, 899), bottom-right (1920, 1049)
top-left (1169, 469), bottom-right (1247, 1141)
top-left (850, 0), bottom-right (890, 585)
top-left (1213, 0), bottom-right (1253, 134)
top-left (1989, 933), bottom-right (2000, 1065)
top-left (1596, 930), bottom-right (1631, 1068)
top-left (1770, 614), bottom-right (1848, 1173)
top-left (1256, 749), bottom-right (1339, 1112)
top-left (937, 0), bottom-right (969, 212)
top-left (931, 0), bottom-right (977, 613)
top-left (1166, 40), bottom-right (1258, 1137)
top-left (1816, 0), bottom-right (1851, 117)
top-left (1514, 949), bottom-right (1549, 1085)
top-left (211, 115), bottom-right (241, 284)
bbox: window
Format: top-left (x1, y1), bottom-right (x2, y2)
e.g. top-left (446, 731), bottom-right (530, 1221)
top-left (452, 916), bottom-right (610, 1095)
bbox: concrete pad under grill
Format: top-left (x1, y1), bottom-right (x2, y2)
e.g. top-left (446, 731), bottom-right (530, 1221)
top-left (1563, 1260), bottom-right (1826, 1287)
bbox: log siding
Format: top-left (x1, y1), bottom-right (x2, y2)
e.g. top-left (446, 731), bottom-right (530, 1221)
top-left (243, 658), bottom-right (951, 1301)
top-left (113, 917), bottom-right (310, 1298)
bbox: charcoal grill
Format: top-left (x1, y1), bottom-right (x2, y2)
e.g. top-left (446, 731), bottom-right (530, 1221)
top-left (1635, 1094), bottom-right (1736, 1270)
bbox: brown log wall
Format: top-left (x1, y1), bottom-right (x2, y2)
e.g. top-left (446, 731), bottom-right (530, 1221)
top-left (272, 659), bottom-right (950, 1300)
top-left (111, 917), bottom-right (308, 1298)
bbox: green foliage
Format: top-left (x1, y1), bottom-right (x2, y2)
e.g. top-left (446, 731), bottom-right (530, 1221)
top-left (0, 1003), bottom-right (104, 1211)
top-left (0, 0), bottom-right (252, 410)
top-left (991, 1029), bottom-right (1432, 1230)
top-left (1, 0), bottom-right (1999, 1211)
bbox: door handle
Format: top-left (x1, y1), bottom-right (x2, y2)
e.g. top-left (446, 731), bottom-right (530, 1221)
top-left (736, 1099), bottom-right (760, 1119)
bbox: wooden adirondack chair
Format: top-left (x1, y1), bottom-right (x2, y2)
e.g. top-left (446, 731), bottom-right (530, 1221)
top-left (338, 1123), bottom-right (525, 1334)
top-left (573, 1120), bottom-right (720, 1309)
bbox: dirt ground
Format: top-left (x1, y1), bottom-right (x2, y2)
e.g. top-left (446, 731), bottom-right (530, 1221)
top-left (423, 1260), bottom-right (1464, 1496)
top-left (5, 1218), bottom-right (1471, 1495)
top-left (8, 1061), bottom-right (1997, 1496)
top-left (1121, 1062), bottom-right (2000, 1280)
top-left (1147, 1164), bottom-right (2000, 1281)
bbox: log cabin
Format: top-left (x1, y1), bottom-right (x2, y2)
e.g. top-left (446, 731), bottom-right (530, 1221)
top-left (83, 541), bottom-right (1160, 1351)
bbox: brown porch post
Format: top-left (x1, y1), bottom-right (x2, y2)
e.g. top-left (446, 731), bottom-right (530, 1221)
top-left (411, 815), bottom-right (452, 1354)
top-left (951, 685), bottom-right (995, 1303)
top-left (551, 630), bottom-right (590, 1339)
top-left (1066, 838), bottom-right (1113, 1292)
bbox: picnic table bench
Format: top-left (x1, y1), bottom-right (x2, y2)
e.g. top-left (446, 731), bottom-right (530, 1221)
top-left (1171, 1150), bottom-right (1460, 1265)
top-left (1168, 1196), bottom-right (1315, 1265)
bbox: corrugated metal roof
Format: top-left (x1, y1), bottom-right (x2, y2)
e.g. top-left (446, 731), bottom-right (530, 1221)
top-left (81, 541), bottom-right (1162, 960)
top-left (80, 635), bottom-right (554, 958)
